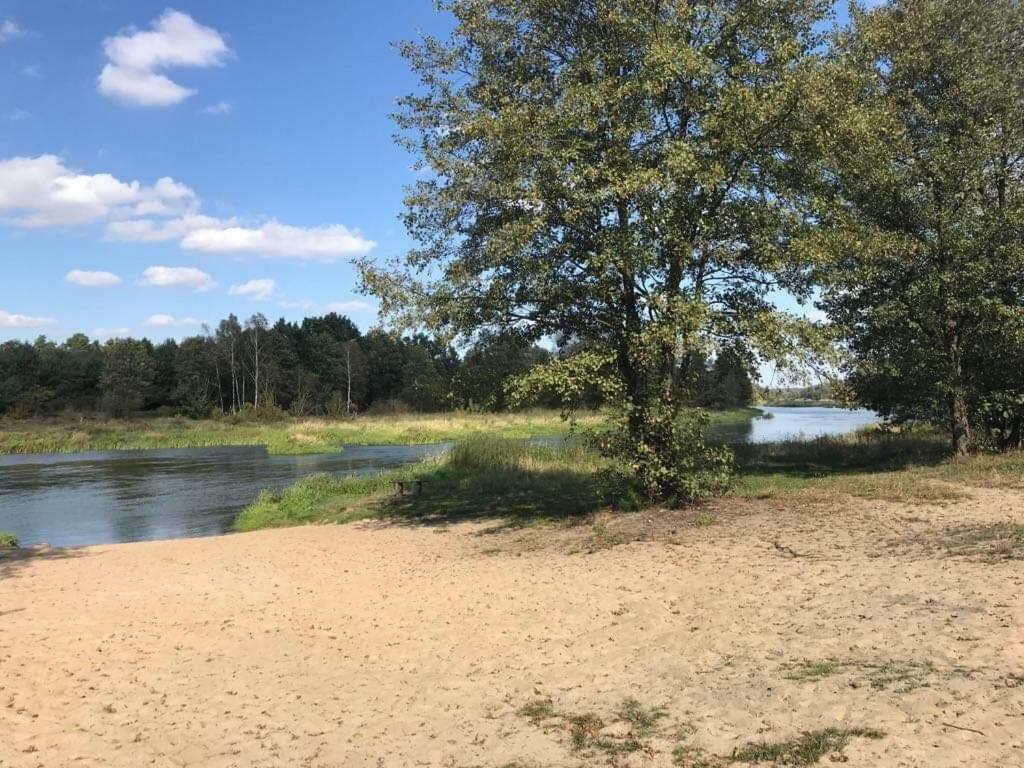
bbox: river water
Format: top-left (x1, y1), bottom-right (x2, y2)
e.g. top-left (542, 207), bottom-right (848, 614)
top-left (0, 407), bottom-right (876, 548)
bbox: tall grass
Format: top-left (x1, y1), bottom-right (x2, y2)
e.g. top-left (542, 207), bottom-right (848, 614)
top-left (235, 435), bottom-right (609, 531)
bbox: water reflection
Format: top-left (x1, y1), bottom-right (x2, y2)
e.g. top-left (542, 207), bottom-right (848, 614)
top-left (0, 444), bottom-right (447, 548)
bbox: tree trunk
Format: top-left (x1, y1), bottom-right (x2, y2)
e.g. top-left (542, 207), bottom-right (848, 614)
top-left (944, 333), bottom-right (971, 457)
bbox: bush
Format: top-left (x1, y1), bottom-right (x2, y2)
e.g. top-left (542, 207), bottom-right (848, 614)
top-left (590, 408), bottom-right (734, 506)
top-left (0, 533), bottom-right (18, 549)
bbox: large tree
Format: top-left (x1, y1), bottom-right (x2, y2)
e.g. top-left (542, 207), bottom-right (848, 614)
top-left (365, 0), bottom-right (830, 499)
top-left (811, 0), bottom-right (1024, 454)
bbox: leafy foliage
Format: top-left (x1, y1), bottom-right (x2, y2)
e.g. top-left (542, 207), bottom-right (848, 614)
top-left (591, 408), bottom-right (734, 505)
top-left (808, 0), bottom-right (1024, 453)
top-left (366, 0), bottom-right (834, 501)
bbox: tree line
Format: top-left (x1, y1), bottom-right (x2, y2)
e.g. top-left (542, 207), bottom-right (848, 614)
top-left (0, 313), bottom-right (753, 419)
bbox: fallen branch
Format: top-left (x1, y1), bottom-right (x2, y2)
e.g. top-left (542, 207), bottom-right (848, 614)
top-left (940, 722), bottom-right (985, 736)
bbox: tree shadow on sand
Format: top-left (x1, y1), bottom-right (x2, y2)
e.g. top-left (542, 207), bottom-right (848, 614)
top-left (375, 464), bottom-right (611, 530)
top-left (0, 545), bottom-right (90, 582)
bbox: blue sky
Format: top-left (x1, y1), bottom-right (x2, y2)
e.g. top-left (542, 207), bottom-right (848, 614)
top-left (0, 1), bottom-right (858, 343)
top-left (0, 0), bottom-right (453, 341)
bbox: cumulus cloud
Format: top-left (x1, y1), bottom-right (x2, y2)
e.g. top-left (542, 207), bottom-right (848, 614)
top-left (141, 266), bottom-right (216, 292)
top-left (98, 10), bottom-right (230, 107)
top-left (200, 100), bottom-right (233, 116)
top-left (229, 278), bottom-right (275, 301)
top-left (326, 300), bottom-right (371, 313)
top-left (66, 269), bottom-right (122, 287)
top-left (0, 20), bottom-right (27, 43)
top-left (0, 155), bottom-right (196, 228)
top-left (144, 314), bottom-right (202, 328)
top-left (0, 154), bottom-right (377, 262)
top-left (104, 213), bottom-right (228, 243)
top-left (0, 310), bottom-right (55, 328)
top-left (182, 221), bottom-right (376, 261)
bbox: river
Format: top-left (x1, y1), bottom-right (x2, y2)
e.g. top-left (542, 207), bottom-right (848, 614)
top-left (0, 407), bottom-right (876, 548)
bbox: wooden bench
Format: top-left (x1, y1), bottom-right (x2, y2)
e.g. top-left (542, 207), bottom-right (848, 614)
top-left (394, 480), bottom-right (425, 497)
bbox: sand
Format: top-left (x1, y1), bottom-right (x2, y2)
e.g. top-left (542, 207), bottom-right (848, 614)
top-left (1, 488), bottom-right (1022, 767)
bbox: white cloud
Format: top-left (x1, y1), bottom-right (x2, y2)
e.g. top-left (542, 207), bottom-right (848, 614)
top-left (0, 155), bottom-right (377, 262)
top-left (0, 310), bottom-right (55, 328)
top-left (0, 20), bottom-right (27, 43)
top-left (9, 109), bottom-right (30, 122)
top-left (182, 220), bottom-right (376, 261)
top-left (66, 269), bottom-right (122, 287)
top-left (141, 266), bottom-right (216, 292)
top-left (326, 300), bottom-right (371, 313)
top-left (92, 327), bottom-right (132, 338)
top-left (229, 278), bottom-right (275, 301)
top-left (98, 10), bottom-right (230, 107)
top-left (144, 314), bottom-right (202, 328)
top-left (201, 100), bottom-right (233, 116)
top-left (22, 64), bottom-right (42, 78)
top-left (104, 213), bottom-right (229, 243)
top-left (0, 155), bottom-right (197, 228)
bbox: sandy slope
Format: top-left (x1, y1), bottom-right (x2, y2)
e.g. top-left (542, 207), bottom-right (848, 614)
top-left (1, 489), bottom-right (1022, 768)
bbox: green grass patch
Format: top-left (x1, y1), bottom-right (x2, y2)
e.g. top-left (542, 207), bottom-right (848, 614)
top-left (731, 728), bottom-right (884, 765)
top-left (0, 533), bottom-right (18, 549)
top-left (782, 660), bottom-right (845, 683)
top-left (236, 426), bottom-right (1024, 535)
top-left (783, 658), bottom-right (968, 693)
top-left (235, 435), bottom-right (611, 532)
top-left (517, 699), bottom-right (556, 724)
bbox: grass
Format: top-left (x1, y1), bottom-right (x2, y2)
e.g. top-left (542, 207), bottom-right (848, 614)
top-left (730, 728), bottom-right (884, 765)
top-left (944, 523), bottom-right (1024, 560)
top-left (516, 696), bottom-right (669, 757)
top-left (235, 435), bottom-right (609, 532)
top-left (0, 533), bottom-right (18, 549)
top-left (783, 658), bottom-right (969, 693)
top-left (734, 426), bottom-right (1024, 503)
top-left (513, 695), bottom-right (882, 767)
top-left (0, 408), bottom-right (760, 456)
top-left (235, 425), bottom-right (1024, 535)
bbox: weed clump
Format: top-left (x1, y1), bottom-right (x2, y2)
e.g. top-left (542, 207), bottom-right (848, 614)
top-left (731, 728), bottom-right (884, 765)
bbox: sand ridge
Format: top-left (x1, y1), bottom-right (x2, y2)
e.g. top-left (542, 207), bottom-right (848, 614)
top-left (1, 488), bottom-right (1022, 767)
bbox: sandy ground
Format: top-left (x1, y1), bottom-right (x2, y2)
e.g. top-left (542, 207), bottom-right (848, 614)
top-left (2, 488), bottom-right (1023, 768)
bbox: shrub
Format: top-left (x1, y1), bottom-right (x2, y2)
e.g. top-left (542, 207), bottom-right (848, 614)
top-left (0, 533), bottom-right (19, 549)
top-left (590, 408), bottom-right (734, 506)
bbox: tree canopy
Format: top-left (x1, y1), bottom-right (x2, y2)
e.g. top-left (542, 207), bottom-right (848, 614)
top-left (364, 0), bottom-right (831, 500)
top-left (807, 0), bottom-right (1024, 453)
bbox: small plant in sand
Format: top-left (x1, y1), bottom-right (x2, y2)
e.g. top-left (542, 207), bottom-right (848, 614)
top-left (731, 728), bottom-right (884, 765)
top-left (0, 533), bottom-right (18, 549)
top-left (783, 658), bottom-right (964, 693)
top-left (517, 696), bottom-right (670, 757)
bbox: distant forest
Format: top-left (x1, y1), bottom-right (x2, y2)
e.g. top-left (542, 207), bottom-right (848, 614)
top-left (0, 313), bottom-right (753, 418)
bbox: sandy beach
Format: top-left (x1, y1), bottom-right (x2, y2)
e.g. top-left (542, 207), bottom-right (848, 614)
top-left (2, 488), bottom-right (1022, 767)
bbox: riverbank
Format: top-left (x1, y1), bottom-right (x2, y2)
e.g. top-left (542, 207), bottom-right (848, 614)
top-left (0, 407), bottom-right (762, 456)
top-left (237, 429), bottom-right (1024, 533)
top-left (3, 473), bottom-right (1021, 767)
